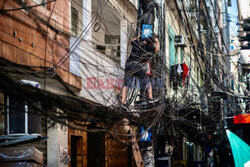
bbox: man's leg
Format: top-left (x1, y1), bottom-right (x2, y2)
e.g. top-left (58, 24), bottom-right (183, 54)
top-left (135, 63), bottom-right (153, 100)
top-left (147, 82), bottom-right (153, 100)
top-left (121, 86), bottom-right (128, 104)
top-left (139, 75), bottom-right (155, 101)
top-left (147, 80), bottom-right (159, 104)
top-left (121, 76), bottom-right (135, 104)
top-left (121, 62), bottom-right (136, 104)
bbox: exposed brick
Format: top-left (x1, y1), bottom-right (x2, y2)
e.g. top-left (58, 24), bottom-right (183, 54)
top-left (45, 53), bottom-right (53, 65)
top-left (40, 57), bottom-right (53, 68)
top-left (76, 75), bottom-right (82, 89)
top-left (53, 41), bottom-right (69, 71)
top-left (46, 38), bottom-right (53, 53)
top-left (40, 59), bottom-right (45, 67)
top-left (51, 53), bottom-right (60, 66)
top-left (68, 72), bottom-right (77, 88)
top-left (24, 17), bottom-right (36, 44)
top-left (17, 48), bottom-right (29, 65)
top-left (12, 9), bottom-right (27, 43)
top-left (63, 0), bottom-right (71, 34)
top-left (0, 31), bottom-right (22, 51)
top-left (69, 72), bottom-right (82, 90)
top-left (35, 32), bottom-right (45, 52)
top-left (45, 62), bottom-right (54, 68)
top-left (2, 42), bottom-right (16, 63)
top-left (29, 54), bottom-right (41, 66)
top-left (56, 67), bottom-right (69, 84)
top-left (32, 44), bottom-right (45, 60)
top-left (0, 2), bottom-right (13, 35)
top-left (0, 0), bottom-right (71, 84)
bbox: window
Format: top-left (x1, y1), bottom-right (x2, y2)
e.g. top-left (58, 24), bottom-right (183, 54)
top-left (71, 6), bottom-right (79, 37)
top-left (169, 37), bottom-right (175, 66)
top-left (105, 35), bottom-right (120, 64)
top-left (71, 0), bottom-right (83, 37)
top-left (92, 1), bottom-right (122, 65)
top-left (168, 26), bottom-right (176, 68)
top-left (95, 35), bottom-right (121, 64)
top-left (5, 96), bottom-right (41, 135)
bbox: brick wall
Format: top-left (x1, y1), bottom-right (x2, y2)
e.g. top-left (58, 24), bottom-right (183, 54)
top-left (0, 0), bottom-right (81, 89)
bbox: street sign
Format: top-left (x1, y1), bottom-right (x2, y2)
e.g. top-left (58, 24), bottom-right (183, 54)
top-left (140, 127), bottom-right (152, 142)
top-left (141, 24), bottom-right (153, 39)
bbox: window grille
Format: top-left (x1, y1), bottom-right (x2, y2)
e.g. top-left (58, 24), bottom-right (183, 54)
top-left (71, 6), bottom-right (79, 37)
top-left (5, 96), bottom-right (41, 135)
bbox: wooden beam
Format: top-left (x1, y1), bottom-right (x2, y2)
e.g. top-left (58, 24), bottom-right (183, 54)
top-left (123, 118), bottom-right (144, 167)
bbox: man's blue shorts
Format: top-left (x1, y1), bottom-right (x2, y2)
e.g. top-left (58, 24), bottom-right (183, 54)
top-left (123, 61), bottom-right (149, 89)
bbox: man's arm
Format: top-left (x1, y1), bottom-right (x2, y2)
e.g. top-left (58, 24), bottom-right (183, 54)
top-left (154, 37), bottom-right (160, 52)
top-left (132, 34), bottom-right (141, 42)
top-left (131, 35), bottom-right (141, 47)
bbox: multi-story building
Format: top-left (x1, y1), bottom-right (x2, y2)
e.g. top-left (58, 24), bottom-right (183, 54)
top-left (0, 0), bottom-right (138, 166)
top-left (0, 0), bottom-right (81, 166)
top-left (0, 0), bottom-right (239, 167)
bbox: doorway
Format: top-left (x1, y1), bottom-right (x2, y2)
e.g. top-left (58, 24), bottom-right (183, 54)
top-left (71, 136), bottom-right (83, 167)
top-left (87, 132), bottom-right (105, 167)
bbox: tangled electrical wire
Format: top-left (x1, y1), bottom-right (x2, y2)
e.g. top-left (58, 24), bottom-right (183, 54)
top-left (0, 0), bottom-right (248, 146)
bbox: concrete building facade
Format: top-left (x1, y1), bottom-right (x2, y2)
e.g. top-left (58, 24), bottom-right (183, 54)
top-left (0, 0), bottom-right (239, 167)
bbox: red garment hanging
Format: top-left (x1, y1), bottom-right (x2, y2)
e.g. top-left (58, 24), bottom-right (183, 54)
top-left (182, 62), bottom-right (189, 86)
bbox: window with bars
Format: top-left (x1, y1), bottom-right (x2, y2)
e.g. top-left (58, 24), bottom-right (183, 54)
top-left (71, 6), bottom-right (79, 37)
top-left (5, 96), bottom-right (41, 135)
top-left (71, 0), bottom-right (83, 37)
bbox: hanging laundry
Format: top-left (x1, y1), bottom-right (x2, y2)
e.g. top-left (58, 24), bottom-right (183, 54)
top-left (182, 62), bottom-right (189, 86)
top-left (170, 64), bottom-right (181, 90)
top-left (177, 64), bottom-right (183, 75)
top-left (170, 63), bottom-right (189, 89)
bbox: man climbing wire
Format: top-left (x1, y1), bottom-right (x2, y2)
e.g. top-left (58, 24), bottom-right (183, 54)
top-left (120, 34), bottom-right (159, 110)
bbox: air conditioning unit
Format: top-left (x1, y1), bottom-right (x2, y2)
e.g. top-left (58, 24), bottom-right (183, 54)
top-left (174, 35), bottom-right (186, 47)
